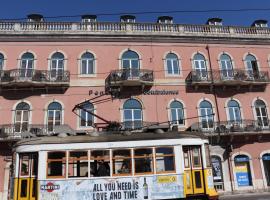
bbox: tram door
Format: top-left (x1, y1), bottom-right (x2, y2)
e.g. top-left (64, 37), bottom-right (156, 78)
top-left (16, 153), bottom-right (38, 200)
top-left (183, 146), bottom-right (205, 196)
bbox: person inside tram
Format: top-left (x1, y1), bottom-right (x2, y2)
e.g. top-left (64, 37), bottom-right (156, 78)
top-left (97, 160), bottom-right (110, 176)
top-left (118, 160), bottom-right (130, 174)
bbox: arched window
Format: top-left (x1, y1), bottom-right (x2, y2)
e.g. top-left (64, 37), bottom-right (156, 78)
top-left (220, 54), bottom-right (233, 79)
top-left (20, 52), bottom-right (34, 77)
top-left (193, 53), bottom-right (208, 80)
top-left (50, 52), bottom-right (65, 79)
top-left (227, 100), bottom-right (241, 123)
top-left (80, 52), bottom-right (95, 75)
top-left (262, 153), bottom-right (270, 186)
top-left (245, 54), bottom-right (259, 79)
top-left (123, 99), bottom-right (142, 129)
top-left (80, 102), bottom-right (94, 127)
top-left (0, 53), bottom-right (4, 70)
top-left (165, 53), bottom-right (180, 75)
top-left (47, 102), bottom-right (62, 131)
top-left (199, 100), bottom-right (214, 129)
top-left (121, 50), bottom-right (140, 78)
top-left (170, 101), bottom-right (184, 125)
top-left (211, 156), bottom-right (224, 191)
top-left (15, 102), bottom-right (30, 132)
top-left (234, 155), bottom-right (253, 186)
top-left (254, 99), bottom-right (268, 127)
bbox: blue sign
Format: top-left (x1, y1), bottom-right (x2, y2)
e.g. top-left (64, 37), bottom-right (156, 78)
top-left (236, 172), bottom-right (250, 186)
top-left (262, 155), bottom-right (270, 161)
top-left (235, 156), bottom-right (249, 162)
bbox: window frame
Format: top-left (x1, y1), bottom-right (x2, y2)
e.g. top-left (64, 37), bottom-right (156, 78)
top-left (134, 147), bottom-right (154, 175)
top-left (169, 101), bottom-right (185, 126)
top-left (155, 146), bottom-right (176, 174)
top-left (165, 53), bottom-right (181, 76)
top-left (68, 150), bottom-right (89, 178)
top-left (79, 52), bottom-right (96, 76)
top-left (46, 151), bottom-right (67, 179)
top-left (112, 149), bottom-right (132, 176)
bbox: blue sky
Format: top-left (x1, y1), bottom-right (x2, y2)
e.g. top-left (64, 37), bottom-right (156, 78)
top-left (2, 0), bottom-right (270, 26)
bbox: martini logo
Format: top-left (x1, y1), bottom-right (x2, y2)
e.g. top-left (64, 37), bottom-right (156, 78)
top-left (40, 182), bottom-right (60, 192)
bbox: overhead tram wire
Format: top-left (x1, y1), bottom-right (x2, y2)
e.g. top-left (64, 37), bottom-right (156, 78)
top-left (2, 7), bottom-right (270, 21)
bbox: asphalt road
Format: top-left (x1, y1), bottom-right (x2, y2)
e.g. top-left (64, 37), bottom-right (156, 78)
top-left (219, 193), bottom-right (270, 200)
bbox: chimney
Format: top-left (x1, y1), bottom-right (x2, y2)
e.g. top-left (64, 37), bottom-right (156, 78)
top-left (120, 15), bottom-right (136, 23)
top-left (81, 15), bottom-right (97, 23)
top-left (206, 18), bottom-right (223, 26)
top-left (27, 14), bottom-right (44, 22)
top-left (252, 20), bottom-right (268, 28)
top-left (157, 16), bottom-right (173, 24)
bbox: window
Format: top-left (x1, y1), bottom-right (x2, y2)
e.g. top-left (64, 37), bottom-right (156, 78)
top-left (211, 156), bottom-right (224, 191)
top-left (19, 154), bottom-right (30, 176)
top-left (47, 152), bottom-right (66, 178)
top-left (90, 150), bottom-right (110, 177)
top-left (192, 147), bottom-right (201, 168)
top-left (15, 102), bottom-right (30, 132)
top-left (245, 54), bottom-right (259, 79)
top-left (134, 148), bottom-right (153, 174)
top-left (79, 102), bottom-right (94, 127)
top-left (199, 100), bottom-right (214, 129)
top-left (165, 53), bottom-right (180, 75)
top-left (0, 53), bottom-right (4, 70)
top-left (193, 53), bottom-right (208, 80)
top-left (20, 53), bottom-right (34, 78)
top-left (183, 147), bottom-right (190, 168)
top-left (227, 100), bottom-right (242, 123)
top-left (80, 52), bottom-right (95, 75)
top-left (254, 99), bottom-right (269, 127)
top-left (112, 149), bottom-right (132, 175)
top-left (204, 144), bottom-right (211, 167)
top-left (47, 102), bottom-right (62, 132)
top-left (220, 54), bottom-right (233, 79)
top-left (156, 147), bottom-right (175, 173)
top-left (50, 52), bottom-right (65, 79)
top-left (121, 50), bottom-right (140, 78)
top-left (68, 151), bottom-right (88, 178)
top-left (123, 99), bottom-right (143, 130)
top-left (170, 101), bottom-right (184, 126)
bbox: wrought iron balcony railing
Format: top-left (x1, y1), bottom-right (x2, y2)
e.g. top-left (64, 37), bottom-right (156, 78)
top-left (190, 120), bottom-right (270, 134)
top-left (0, 69), bottom-right (70, 86)
top-left (0, 124), bottom-right (75, 140)
top-left (186, 69), bottom-right (270, 85)
top-left (105, 69), bottom-right (154, 90)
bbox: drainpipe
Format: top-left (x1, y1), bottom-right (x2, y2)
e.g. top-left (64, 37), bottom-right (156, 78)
top-left (205, 45), bottom-right (221, 137)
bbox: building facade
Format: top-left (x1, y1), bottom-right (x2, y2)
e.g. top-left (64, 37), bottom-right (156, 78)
top-left (0, 15), bottom-right (270, 199)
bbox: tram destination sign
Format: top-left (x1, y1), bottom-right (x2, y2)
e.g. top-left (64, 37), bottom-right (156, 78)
top-left (39, 175), bottom-right (184, 200)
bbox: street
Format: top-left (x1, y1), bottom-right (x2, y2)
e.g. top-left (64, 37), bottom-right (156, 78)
top-left (219, 193), bottom-right (270, 200)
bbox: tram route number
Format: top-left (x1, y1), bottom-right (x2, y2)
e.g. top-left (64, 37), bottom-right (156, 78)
top-left (40, 182), bottom-right (60, 192)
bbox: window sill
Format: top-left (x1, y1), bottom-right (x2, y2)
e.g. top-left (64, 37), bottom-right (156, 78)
top-left (78, 74), bottom-right (97, 78)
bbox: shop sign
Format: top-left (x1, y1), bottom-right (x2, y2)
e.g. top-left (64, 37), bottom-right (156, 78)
top-left (39, 175), bottom-right (184, 200)
top-left (235, 163), bottom-right (250, 186)
top-left (89, 90), bottom-right (179, 96)
top-left (235, 156), bottom-right (249, 162)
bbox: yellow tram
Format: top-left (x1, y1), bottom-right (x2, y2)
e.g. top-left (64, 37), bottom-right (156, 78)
top-left (12, 131), bottom-right (218, 200)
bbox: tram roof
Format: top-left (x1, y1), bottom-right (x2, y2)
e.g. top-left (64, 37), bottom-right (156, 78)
top-left (14, 131), bottom-right (206, 147)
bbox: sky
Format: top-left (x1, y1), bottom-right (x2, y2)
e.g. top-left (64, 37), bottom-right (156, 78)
top-left (2, 0), bottom-right (270, 26)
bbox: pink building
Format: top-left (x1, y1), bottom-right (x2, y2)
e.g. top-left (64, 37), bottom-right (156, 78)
top-left (0, 14), bottom-right (270, 199)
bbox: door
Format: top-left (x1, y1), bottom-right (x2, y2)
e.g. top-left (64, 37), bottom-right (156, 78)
top-left (16, 153), bottom-right (38, 200)
top-left (183, 146), bottom-right (205, 196)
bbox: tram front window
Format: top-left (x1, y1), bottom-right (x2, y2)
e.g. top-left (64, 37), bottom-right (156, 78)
top-left (47, 152), bottom-right (66, 178)
top-left (134, 148), bottom-right (153, 174)
top-left (90, 150), bottom-right (110, 177)
top-left (68, 151), bottom-right (88, 178)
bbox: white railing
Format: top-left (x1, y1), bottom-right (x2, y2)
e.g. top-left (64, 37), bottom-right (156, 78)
top-left (0, 21), bottom-right (270, 37)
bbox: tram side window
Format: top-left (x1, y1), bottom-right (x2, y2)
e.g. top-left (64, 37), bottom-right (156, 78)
top-left (156, 147), bottom-right (175, 172)
top-left (47, 152), bottom-right (66, 178)
top-left (192, 147), bottom-right (202, 168)
top-left (68, 151), bottom-right (88, 178)
top-left (113, 149), bottom-right (132, 175)
top-left (183, 147), bottom-right (190, 168)
top-left (134, 148), bottom-right (153, 174)
top-left (19, 155), bottom-right (30, 176)
top-left (205, 144), bottom-right (211, 167)
top-left (90, 150), bottom-right (110, 177)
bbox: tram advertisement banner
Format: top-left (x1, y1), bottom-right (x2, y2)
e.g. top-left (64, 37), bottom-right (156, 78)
top-left (39, 174), bottom-right (184, 200)
top-left (235, 163), bottom-right (250, 186)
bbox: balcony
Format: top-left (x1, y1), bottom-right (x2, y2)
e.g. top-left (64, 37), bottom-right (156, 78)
top-left (0, 69), bottom-right (70, 88)
top-left (190, 120), bottom-right (270, 135)
top-left (186, 69), bottom-right (270, 89)
top-left (105, 69), bottom-right (154, 96)
top-left (0, 124), bottom-right (75, 140)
